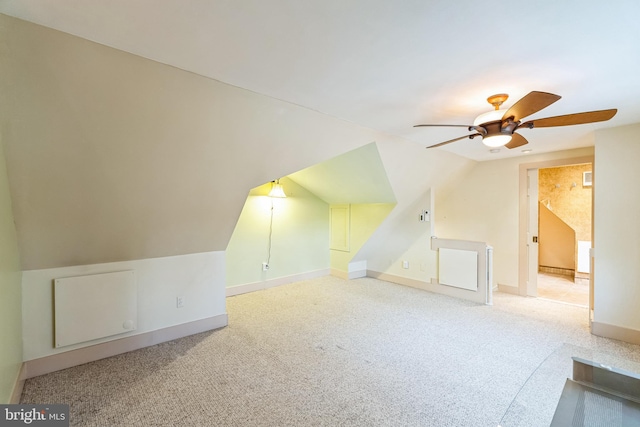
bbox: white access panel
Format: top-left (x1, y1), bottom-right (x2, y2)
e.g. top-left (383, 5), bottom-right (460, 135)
top-left (54, 270), bottom-right (137, 348)
top-left (439, 248), bottom-right (478, 291)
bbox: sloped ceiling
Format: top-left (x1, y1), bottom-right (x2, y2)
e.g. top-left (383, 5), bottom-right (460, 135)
top-left (1, 1), bottom-right (639, 161)
top-left (289, 143), bottom-right (396, 205)
top-left (0, 15), bottom-right (401, 269)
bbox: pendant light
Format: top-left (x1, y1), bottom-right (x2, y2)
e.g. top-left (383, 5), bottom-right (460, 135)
top-left (268, 179), bottom-right (286, 198)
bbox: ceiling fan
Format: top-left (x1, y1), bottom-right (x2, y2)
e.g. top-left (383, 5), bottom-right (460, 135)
top-left (414, 91), bottom-right (617, 150)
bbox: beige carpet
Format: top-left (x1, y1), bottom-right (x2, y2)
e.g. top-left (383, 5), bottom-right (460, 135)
top-left (20, 276), bottom-right (640, 426)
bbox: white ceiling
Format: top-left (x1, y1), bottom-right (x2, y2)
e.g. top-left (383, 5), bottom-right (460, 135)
top-left (2, 0), bottom-right (638, 161)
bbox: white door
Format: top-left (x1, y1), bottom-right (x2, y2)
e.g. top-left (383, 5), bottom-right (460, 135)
top-left (527, 169), bottom-right (539, 296)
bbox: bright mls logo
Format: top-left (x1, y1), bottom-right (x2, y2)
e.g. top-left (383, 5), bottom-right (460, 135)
top-left (0, 405), bottom-right (69, 426)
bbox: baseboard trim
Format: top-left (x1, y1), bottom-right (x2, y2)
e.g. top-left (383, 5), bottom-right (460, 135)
top-left (368, 270), bottom-right (490, 305)
top-left (21, 314), bottom-right (228, 380)
top-left (497, 284), bottom-right (520, 295)
top-left (539, 265), bottom-right (575, 277)
top-left (591, 321), bottom-right (640, 345)
top-left (329, 268), bottom-right (366, 280)
top-left (367, 270), bottom-right (430, 291)
top-left (330, 269), bottom-right (348, 280)
top-left (226, 269), bottom-right (330, 297)
top-left (10, 363), bottom-right (26, 403)
top-left (348, 269), bottom-right (367, 279)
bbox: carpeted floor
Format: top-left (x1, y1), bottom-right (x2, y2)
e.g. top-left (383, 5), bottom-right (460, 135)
top-left (20, 276), bottom-right (640, 426)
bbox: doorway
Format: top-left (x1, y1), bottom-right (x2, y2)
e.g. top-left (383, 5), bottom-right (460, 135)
top-left (518, 155), bottom-right (595, 310)
top-left (536, 163), bottom-right (592, 306)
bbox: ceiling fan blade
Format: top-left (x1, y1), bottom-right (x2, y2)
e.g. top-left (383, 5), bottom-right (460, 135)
top-left (414, 124), bottom-right (473, 128)
top-left (426, 133), bottom-right (481, 149)
top-left (505, 132), bottom-right (529, 149)
top-left (502, 91), bottom-right (561, 122)
top-left (519, 109), bottom-right (617, 128)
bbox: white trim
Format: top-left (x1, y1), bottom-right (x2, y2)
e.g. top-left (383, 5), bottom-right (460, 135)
top-left (330, 205), bottom-right (350, 251)
top-left (226, 269), bottom-right (330, 297)
top-left (21, 314), bottom-right (227, 380)
top-left (497, 284), bottom-right (520, 295)
top-left (347, 260), bottom-right (367, 280)
top-left (591, 321), bottom-right (640, 345)
top-left (330, 268), bottom-right (366, 280)
top-left (330, 269), bottom-right (348, 280)
top-left (431, 237), bottom-right (493, 305)
top-left (368, 271), bottom-right (431, 291)
top-left (367, 270), bottom-right (488, 305)
top-left (10, 363), bottom-right (26, 403)
top-left (348, 269), bottom-right (367, 279)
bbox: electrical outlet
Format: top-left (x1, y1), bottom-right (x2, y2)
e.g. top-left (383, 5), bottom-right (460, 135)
top-left (176, 296), bottom-right (184, 308)
top-left (402, 260), bottom-right (409, 269)
top-left (262, 262), bottom-right (269, 271)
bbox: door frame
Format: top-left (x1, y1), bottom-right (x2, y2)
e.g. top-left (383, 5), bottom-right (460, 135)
top-left (518, 155), bottom-right (594, 303)
top-left (526, 168), bottom-right (539, 297)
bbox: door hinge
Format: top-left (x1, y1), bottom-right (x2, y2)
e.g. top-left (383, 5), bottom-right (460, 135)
top-left (533, 236), bottom-right (538, 243)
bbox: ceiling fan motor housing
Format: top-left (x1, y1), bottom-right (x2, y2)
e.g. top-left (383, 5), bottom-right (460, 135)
top-left (476, 121), bottom-right (513, 147)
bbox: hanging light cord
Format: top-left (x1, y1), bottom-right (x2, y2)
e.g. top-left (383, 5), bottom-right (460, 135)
top-left (266, 197), bottom-right (274, 265)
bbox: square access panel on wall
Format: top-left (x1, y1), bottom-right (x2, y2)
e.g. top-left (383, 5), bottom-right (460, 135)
top-left (330, 204), bottom-right (350, 251)
top-left (54, 270), bottom-right (137, 348)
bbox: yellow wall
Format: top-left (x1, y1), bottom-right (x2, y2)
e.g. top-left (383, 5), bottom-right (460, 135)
top-left (538, 163), bottom-right (592, 242)
top-left (538, 203), bottom-right (575, 270)
top-left (330, 203), bottom-right (395, 274)
top-left (226, 178), bottom-right (330, 288)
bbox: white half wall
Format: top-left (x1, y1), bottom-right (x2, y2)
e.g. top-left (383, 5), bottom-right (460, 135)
top-left (21, 251), bottom-right (226, 361)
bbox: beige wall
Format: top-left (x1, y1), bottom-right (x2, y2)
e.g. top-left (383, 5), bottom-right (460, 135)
top-left (0, 140), bottom-right (22, 403)
top-left (5, 12), bottom-right (638, 355)
top-left (435, 147), bottom-right (595, 288)
top-left (594, 123), bottom-right (640, 333)
top-left (1, 15), bottom-right (485, 364)
top-left (355, 139), bottom-right (476, 282)
top-left (0, 14), bottom-right (473, 275)
top-left (0, 15), bottom-right (385, 270)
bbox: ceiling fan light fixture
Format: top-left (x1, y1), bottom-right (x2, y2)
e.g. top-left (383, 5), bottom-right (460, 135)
top-left (473, 109), bottom-right (504, 126)
top-left (416, 91), bottom-right (617, 151)
top-left (482, 134), bottom-right (512, 147)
